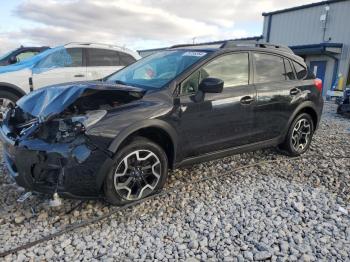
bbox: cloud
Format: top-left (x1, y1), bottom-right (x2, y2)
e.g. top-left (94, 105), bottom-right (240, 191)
top-left (0, 0), bottom-right (317, 53)
top-left (0, 38), bottom-right (18, 54)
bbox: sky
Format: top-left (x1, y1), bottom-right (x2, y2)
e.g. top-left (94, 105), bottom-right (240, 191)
top-left (0, 0), bottom-right (318, 53)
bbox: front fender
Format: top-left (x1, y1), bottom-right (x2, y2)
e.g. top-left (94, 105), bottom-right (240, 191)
top-left (107, 119), bottom-right (178, 154)
top-left (95, 119), bottom-right (178, 191)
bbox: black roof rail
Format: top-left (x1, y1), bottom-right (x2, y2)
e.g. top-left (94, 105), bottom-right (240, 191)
top-left (170, 41), bottom-right (224, 49)
top-left (169, 39), bottom-right (294, 54)
top-left (222, 40), bottom-right (294, 54)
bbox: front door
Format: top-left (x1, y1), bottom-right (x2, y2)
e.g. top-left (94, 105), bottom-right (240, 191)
top-left (178, 52), bottom-right (256, 158)
top-left (31, 48), bottom-right (86, 89)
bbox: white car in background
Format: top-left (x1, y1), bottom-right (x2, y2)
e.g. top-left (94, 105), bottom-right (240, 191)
top-left (0, 42), bottom-right (141, 120)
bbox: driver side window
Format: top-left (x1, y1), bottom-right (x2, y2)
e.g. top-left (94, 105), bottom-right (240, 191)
top-left (16, 51), bottom-right (39, 62)
top-left (181, 52), bottom-right (249, 95)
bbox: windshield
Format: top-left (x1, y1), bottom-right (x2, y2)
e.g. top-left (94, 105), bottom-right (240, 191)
top-left (106, 50), bottom-right (209, 89)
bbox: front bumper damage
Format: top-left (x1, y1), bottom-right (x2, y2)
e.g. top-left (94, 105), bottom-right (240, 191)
top-left (0, 82), bottom-right (145, 199)
top-left (0, 124), bottom-right (113, 198)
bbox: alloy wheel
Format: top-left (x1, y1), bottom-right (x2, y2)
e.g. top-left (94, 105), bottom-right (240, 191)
top-left (0, 98), bottom-right (14, 122)
top-left (113, 149), bottom-right (161, 201)
top-left (291, 118), bottom-right (311, 152)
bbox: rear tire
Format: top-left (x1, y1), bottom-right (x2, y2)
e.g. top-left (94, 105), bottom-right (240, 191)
top-left (280, 113), bottom-right (314, 157)
top-left (0, 90), bottom-right (20, 122)
top-left (104, 137), bottom-right (168, 206)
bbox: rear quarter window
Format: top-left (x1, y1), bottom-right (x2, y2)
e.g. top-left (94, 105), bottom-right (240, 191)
top-left (293, 61), bottom-right (307, 79)
top-left (284, 59), bottom-right (296, 80)
top-left (120, 52), bottom-right (136, 66)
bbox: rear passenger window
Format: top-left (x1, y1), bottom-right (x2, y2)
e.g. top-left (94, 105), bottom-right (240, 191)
top-left (120, 52), bottom-right (136, 66)
top-left (293, 62), bottom-right (307, 79)
top-left (254, 53), bottom-right (285, 83)
top-left (284, 59), bottom-right (295, 80)
top-left (87, 49), bottom-right (121, 66)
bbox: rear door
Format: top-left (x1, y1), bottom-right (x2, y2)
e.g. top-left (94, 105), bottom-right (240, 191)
top-left (252, 52), bottom-right (300, 142)
top-left (85, 48), bottom-right (135, 80)
top-left (32, 48), bottom-right (86, 89)
top-left (178, 52), bottom-right (257, 157)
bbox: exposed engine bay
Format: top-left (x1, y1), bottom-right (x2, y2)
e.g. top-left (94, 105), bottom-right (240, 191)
top-left (7, 87), bottom-right (143, 143)
top-left (0, 82), bottom-right (145, 198)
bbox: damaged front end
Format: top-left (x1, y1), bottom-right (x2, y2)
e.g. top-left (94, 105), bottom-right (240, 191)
top-left (0, 82), bottom-right (145, 198)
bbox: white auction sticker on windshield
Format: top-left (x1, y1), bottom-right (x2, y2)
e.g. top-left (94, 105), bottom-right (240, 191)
top-left (182, 51), bottom-right (207, 57)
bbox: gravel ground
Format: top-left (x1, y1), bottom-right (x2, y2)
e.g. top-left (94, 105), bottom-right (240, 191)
top-left (0, 102), bottom-right (350, 261)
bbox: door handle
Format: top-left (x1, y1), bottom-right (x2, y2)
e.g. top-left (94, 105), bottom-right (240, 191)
top-left (74, 74), bottom-right (85, 78)
top-left (290, 88), bottom-right (301, 96)
top-left (240, 96), bottom-right (254, 105)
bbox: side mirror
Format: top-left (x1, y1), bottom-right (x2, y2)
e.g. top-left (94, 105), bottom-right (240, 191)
top-left (8, 56), bottom-right (18, 64)
top-left (199, 77), bottom-right (224, 93)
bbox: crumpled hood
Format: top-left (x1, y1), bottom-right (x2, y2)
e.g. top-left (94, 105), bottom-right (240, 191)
top-left (16, 81), bottom-right (145, 121)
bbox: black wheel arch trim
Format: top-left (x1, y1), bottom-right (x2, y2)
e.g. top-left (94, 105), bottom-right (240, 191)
top-left (0, 82), bottom-right (26, 98)
top-left (95, 119), bottom-right (178, 192)
top-left (95, 157), bottom-right (115, 193)
top-left (108, 119), bottom-right (178, 155)
top-left (283, 102), bottom-right (321, 140)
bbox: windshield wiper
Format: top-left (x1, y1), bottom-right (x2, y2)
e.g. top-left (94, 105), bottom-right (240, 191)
top-left (113, 80), bottom-right (141, 88)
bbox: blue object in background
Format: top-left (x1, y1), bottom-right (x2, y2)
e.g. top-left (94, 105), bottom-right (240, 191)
top-left (310, 61), bottom-right (327, 95)
top-left (0, 46), bottom-right (69, 75)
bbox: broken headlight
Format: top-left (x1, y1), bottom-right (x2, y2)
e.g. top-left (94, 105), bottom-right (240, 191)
top-left (57, 110), bottom-right (107, 141)
top-left (71, 110), bottom-right (107, 129)
top-left (37, 110), bottom-right (107, 143)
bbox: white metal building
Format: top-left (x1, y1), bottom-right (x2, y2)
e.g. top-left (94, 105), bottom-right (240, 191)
top-left (262, 0), bottom-right (350, 95)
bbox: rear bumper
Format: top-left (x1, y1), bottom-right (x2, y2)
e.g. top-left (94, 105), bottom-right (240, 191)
top-left (0, 124), bottom-right (113, 199)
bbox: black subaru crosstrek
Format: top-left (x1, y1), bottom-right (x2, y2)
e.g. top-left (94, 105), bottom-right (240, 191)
top-left (0, 41), bottom-right (323, 205)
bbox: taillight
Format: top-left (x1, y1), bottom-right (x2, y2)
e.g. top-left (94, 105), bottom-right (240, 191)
top-left (314, 78), bottom-right (323, 92)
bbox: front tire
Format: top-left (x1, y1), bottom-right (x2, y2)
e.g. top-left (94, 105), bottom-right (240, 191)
top-left (281, 113), bottom-right (314, 157)
top-left (104, 137), bottom-right (168, 206)
top-left (0, 91), bottom-right (20, 122)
